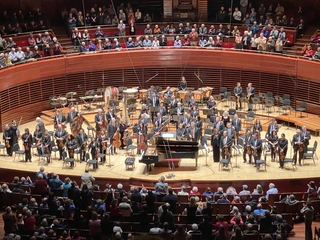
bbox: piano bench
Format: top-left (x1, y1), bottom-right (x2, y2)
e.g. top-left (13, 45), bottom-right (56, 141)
top-left (154, 158), bottom-right (181, 168)
top-left (125, 157), bottom-right (135, 170)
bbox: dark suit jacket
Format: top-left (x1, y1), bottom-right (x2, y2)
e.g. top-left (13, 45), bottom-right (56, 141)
top-left (174, 106), bottom-right (184, 115)
top-left (76, 132), bottom-right (88, 147)
top-left (54, 114), bottom-right (66, 125)
top-left (219, 135), bottom-right (232, 150)
top-left (187, 127), bottom-right (199, 141)
top-left (232, 118), bottom-right (241, 132)
top-left (170, 99), bottom-right (178, 109)
top-left (292, 134), bottom-right (303, 151)
top-left (108, 124), bottom-right (117, 138)
top-left (149, 97), bottom-right (160, 107)
top-left (95, 113), bottom-right (105, 129)
top-left (267, 123), bottom-right (279, 135)
top-left (250, 138), bottom-right (262, 153)
top-left (158, 107), bottom-right (167, 117)
top-left (214, 121), bottom-right (224, 134)
top-left (224, 127), bottom-right (235, 139)
top-left (301, 130), bottom-right (311, 146)
top-left (106, 111), bottom-right (115, 122)
top-left (180, 116), bottom-right (191, 125)
top-left (67, 111), bottom-right (78, 124)
top-left (244, 135), bottom-right (253, 146)
top-left (246, 87), bottom-right (255, 95)
top-left (54, 129), bottom-right (67, 141)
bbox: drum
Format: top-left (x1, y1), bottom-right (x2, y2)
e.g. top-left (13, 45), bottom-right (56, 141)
top-left (104, 87), bottom-right (119, 102)
top-left (192, 90), bottom-right (203, 102)
top-left (123, 88), bottom-right (138, 98)
top-left (205, 87), bottom-right (213, 98)
top-left (178, 90), bottom-right (189, 100)
top-left (139, 89), bottom-right (148, 99)
top-left (159, 90), bottom-right (166, 100)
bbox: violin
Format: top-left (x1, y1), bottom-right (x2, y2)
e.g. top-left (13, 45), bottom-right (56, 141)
top-left (58, 139), bottom-right (64, 148)
top-left (137, 133), bottom-right (147, 150)
top-left (24, 142), bottom-right (29, 151)
top-left (299, 140), bottom-right (304, 152)
top-left (224, 145), bottom-right (229, 158)
top-left (246, 145), bottom-right (251, 155)
top-left (5, 140), bottom-right (10, 148)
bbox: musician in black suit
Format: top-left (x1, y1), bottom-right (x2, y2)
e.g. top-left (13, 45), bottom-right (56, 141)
top-left (232, 114), bottom-right (241, 143)
top-left (54, 124), bottom-right (67, 160)
top-left (180, 112), bottom-right (191, 128)
top-left (149, 92), bottom-right (160, 121)
top-left (246, 83), bottom-right (255, 111)
top-left (187, 122), bottom-right (199, 142)
top-left (220, 130), bottom-right (232, 162)
top-left (65, 134), bottom-right (77, 167)
top-left (207, 96), bottom-right (217, 117)
top-left (119, 119), bottom-right (129, 149)
top-left (76, 128), bottom-right (88, 162)
top-left (147, 85), bottom-right (156, 99)
top-left (179, 76), bottom-right (187, 90)
top-left (108, 118), bottom-right (118, 154)
top-left (41, 130), bottom-right (52, 163)
top-left (95, 109), bottom-right (105, 133)
top-left (301, 126), bottom-right (311, 152)
top-left (174, 102), bottom-right (184, 116)
top-left (3, 124), bottom-right (13, 156)
top-left (250, 133), bottom-right (262, 167)
top-left (67, 107), bottom-right (78, 129)
top-left (105, 107), bottom-right (116, 124)
top-left (266, 118), bottom-right (279, 138)
top-left (225, 122), bottom-right (235, 139)
top-left (170, 95), bottom-right (178, 109)
top-left (188, 96), bottom-right (197, 109)
top-left (158, 103), bottom-right (167, 117)
top-left (252, 119), bottom-right (262, 138)
top-left (190, 106), bottom-right (199, 119)
top-left (22, 128), bottom-right (33, 162)
top-left (214, 116), bottom-right (224, 134)
top-left (54, 109), bottom-right (67, 128)
top-left (152, 121), bottom-right (161, 135)
top-left (10, 120), bottom-right (19, 146)
top-left (88, 137), bottom-right (99, 169)
top-left (138, 114), bottom-right (149, 133)
top-left (34, 125), bottom-right (43, 155)
top-left (211, 128), bottom-right (220, 162)
top-left (195, 116), bottom-right (202, 139)
top-left (278, 133), bottom-right (288, 169)
top-left (292, 129), bottom-right (304, 166)
top-left (268, 130), bottom-right (278, 162)
top-left (234, 82), bottom-right (243, 110)
top-left (155, 112), bottom-right (165, 127)
top-left (176, 123), bottom-right (186, 140)
top-left (36, 117), bottom-right (45, 133)
top-left (243, 130), bottom-right (253, 164)
top-left (139, 104), bottom-right (149, 119)
top-left (165, 86), bottom-right (173, 98)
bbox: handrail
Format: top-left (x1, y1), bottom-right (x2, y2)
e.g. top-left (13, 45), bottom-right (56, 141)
top-left (1, 45), bottom-right (318, 71)
top-left (1, 28), bottom-right (56, 39)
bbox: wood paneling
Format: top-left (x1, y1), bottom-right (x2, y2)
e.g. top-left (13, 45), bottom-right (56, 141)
top-left (1, 49), bottom-right (320, 130)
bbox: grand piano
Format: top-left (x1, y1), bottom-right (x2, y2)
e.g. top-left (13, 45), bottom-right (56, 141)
top-left (139, 137), bottom-right (199, 172)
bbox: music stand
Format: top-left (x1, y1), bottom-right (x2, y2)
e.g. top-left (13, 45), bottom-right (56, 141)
top-left (202, 109), bottom-right (211, 116)
top-left (164, 98), bottom-right (170, 105)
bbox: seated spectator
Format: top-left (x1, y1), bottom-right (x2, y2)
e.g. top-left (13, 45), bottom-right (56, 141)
top-left (88, 40), bottom-right (96, 51)
top-left (153, 24), bottom-right (161, 34)
top-left (215, 36), bottom-right (222, 47)
top-left (230, 216), bottom-right (243, 226)
top-left (95, 26), bottom-right (104, 39)
top-left (278, 28), bottom-right (286, 42)
top-left (253, 203), bottom-right (265, 216)
top-left (243, 13), bottom-right (251, 25)
top-left (143, 13), bottom-right (152, 23)
top-left (231, 26), bottom-right (239, 37)
top-left (43, 42), bottom-right (51, 57)
top-left (232, 196), bottom-right (242, 204)
top-left (72, 28), bottom-right (81, 48)
top-left (307, 181), bottom-right (318, 198)
top-left (226, 186), bottom-right (237, 195)
top-left (9, 48), bottom-right (19, 63)
top-left (149, 221), bottom-right (162, 234)
top-left (160, 221), bottom-right (172, 234)
top-left (4, 53), bottom-right (12, 66)
top-left (259, 210), bottom-right (274, 233)
top-left (28, 33), bottom-right (36, 47)
top-left (181, 34), bottom-right (190, 47)
top-left (152, 37), bottom-right (160, 49)
top-left (199, 24), bottom-right (207, 35)
top-left (12, 182), bottom-right (26, 193)
top-left (103, 38), bottom-right (112, 50)
top-left (118, 20), bottom-right (126, 36)
top-left (208, 25), bottom-right (215, 35)
top-left (96, 39), bottom-right (103, 51)
top-left (144, 24), bottom-right (152, 35)
top-left (304, 45), bottom-right (315, 58)
top-left (243, 223), bottom-right (259, 235)
top-left (80, 41), bottom-right (88, 52)
top-left (43, 32), bottom-right (52, 44)
top-left (178, 186), bottom-right (189, 196)
top-left (119, 196), bottom-right (132, 214)
top-left (135, 36), bottom-right (143, 48)
top-left (252, 184), bottom-right (263, 195)
top-left (250, 22), bottom-right (259, 36)
top-left (266, 37), bottom-right (275, 52)
top-left (215, 187), bottom-right (224, 199)
top-left (281, 194), bottom-right (299, 205)
top-left (143, 35), bottom-right (152, 48)
top-left (7, 37), bottom-right (16, 48)
top-left (159, 35), bottom-right (167, 47)
top-left (266, 183), bottom-right (278, 199)
top-left (190, 186), bottom-right (200, 196)
top-left (0, 53), bottom-right (6, 68)
top-left (199, 36), bottom-right (207, 47)
top-left (20, 176), bottom-right (33, 186)
top-left (82, 29), bottom-right (90, 42)
top-left (36, 33), bottom-right (43, 50)
top-left (273, 214), bottom-right (287, 230)
top-left (29, 198), bottom-right (38, 208)
top-left (243, 205), bottom-right (252, 218)
top-left (34, 226), bottom-right (47, 238)
top-left (203, 187), bottom-right (214, 197)
top-left (239, 185), bottom-right (250, 195)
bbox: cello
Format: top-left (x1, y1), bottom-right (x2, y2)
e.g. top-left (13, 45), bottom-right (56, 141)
top-left (113, 130), bottom-right (122, 148)
top-left (137, 133), bottom-right (147, 151)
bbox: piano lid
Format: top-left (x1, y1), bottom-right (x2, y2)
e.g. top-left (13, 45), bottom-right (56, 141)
top-left (156, 136), bottom-right (198, 146)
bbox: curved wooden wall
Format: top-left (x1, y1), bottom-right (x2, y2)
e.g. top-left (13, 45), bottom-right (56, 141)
top-left (1, 49), bottom-right (320, 131)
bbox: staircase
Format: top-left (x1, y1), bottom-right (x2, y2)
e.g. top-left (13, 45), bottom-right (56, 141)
top-left (52, 26), bottom-right (76, 54)
top-left (286, 26), bottom-right (318, 56)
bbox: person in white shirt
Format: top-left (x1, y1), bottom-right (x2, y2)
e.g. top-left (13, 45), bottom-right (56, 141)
top-left (233, 7), bottom-right (242, 22)
top-left (16, 47), bottom-right (25, 61)
top-left (178, 186), bottom-right (189, 196)
top-left (9, 48), bottom-right (19, 63)
top-left (135, 9), bottom-right (142, 22)
top-left (152, 36), bottom-right (160, 49)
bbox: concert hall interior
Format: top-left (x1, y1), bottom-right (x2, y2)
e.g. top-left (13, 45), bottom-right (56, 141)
top-left (1, 0), bottom-right (320, 239)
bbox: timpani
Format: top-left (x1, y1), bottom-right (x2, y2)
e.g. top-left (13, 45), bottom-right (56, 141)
top-left (178, 90), bottom-right (190, 100)
top-left (139, 89), bottom-right (148, 99)
top-left (192, 90), bottom-right (203, 102)
top-left (123, 88), bottom-right (139, 99)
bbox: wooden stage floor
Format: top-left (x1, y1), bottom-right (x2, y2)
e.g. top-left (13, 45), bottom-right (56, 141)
top-left (0, 102), bottom-right (319, 182)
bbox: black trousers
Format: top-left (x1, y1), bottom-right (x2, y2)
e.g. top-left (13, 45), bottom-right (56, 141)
top-left (243, 149), bottom-right (252, 163)
top-left (305, 219), bottom-right (313, 240)
top-left (58, 146), bottom-right (64, 159)
top-left (25, 149), bottom-right (32, 162)
top-left (80, 148), bottom-right (86, 162)
top-left (293, 150), bottom-right (303, 165)
top-left (6, 146), bottom-right (12, 156)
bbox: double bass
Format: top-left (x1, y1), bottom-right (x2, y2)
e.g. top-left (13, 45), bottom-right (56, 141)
top-left (71, 113), bottom-right (84, 137)
top-left (137, 133), bottom-right (147, 151)
top-left (113, 131), bottom-right (121, 148)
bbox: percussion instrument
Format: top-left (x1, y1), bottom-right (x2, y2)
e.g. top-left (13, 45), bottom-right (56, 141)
top-left (139, 89), bottom-right (148, 99)
top-left (104, 87), bottom-right (119, 102)
top-left (159, 90), bottom-right (166, 100)
top-left (123, 88), bottom-right (138, 99)
top-left (192, 90), bottom-right (203, 102)
top-left (178, 90), bottom-right (189, 100)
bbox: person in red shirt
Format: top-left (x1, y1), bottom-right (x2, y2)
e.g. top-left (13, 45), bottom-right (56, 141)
top-left (190, 186), bottom-right (200, 196)
top-left (34, 173), bottom-right (48, 197)
top-left (24, 210), bottom-right (36, 234)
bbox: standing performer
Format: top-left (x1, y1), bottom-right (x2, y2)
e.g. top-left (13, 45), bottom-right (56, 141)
top-left (250, 133), bottom-right (262, 167)
top-left (266, 118), bottom-right (279, 138)
top-left (119, 119), bottom-right (128, 149)
top-left (54, 124), bottom-right (67, 160)
top-left (22, 128), bottom-right (33, 162)
top-left (188, 122), bottom-right (199, 142)
top-left (33, 125), bottom-right (43, 155)
top-left (232, 114), bottom-right (241, 144)
top-left (176, 123), bottom-right (186, 140)
top-left (225, 122), bottom-right (235, 139)
top-left (10, 119), bottom-right (19, 146)
top-left (54, 109), bottom-right (67, 128)
top-left (149, 92), bottom-right (160, 121)
top-left (108, 118), bottom-right (118, 155)
top-left (234, 82), bottom-right (243, 110)
top-left (99, 129), bottom-right (109, 162)
top-left (222, 111), bottom-right (230, 127)
top-left (207, 96), bottom-right (217, 118)
top-left (88, 137), bottom-right (99, 169)
top-left (220, 131), bottom-right (232, 167)
top-left (67, 107), bottom-right (78, 129)
top-left (95, 108), bottom-right (105, 134)
top-left (278, 133), bottom-right (288, 169)
top-left (3, 124), bottom-right (13, 156)
top-left (252, 119), bottom-right (262, 139)
top-left (179, 76), bottom-right (187, 90)
top-left (158, 102), bottom-right (167, 117)
top-left (76, 128), bottom-right (88, 162)
top-left (246, 83), bottom-right (255, 111)
top-left (292, 129), bottom-right (304, 166)
top-left (211, 128), bottom-right (220, 162)
top-left (65, 134), bottom-right (77, 167)
top-left (106, 107), bottom-right (116, 124)
top-left (40, 130), bottom-right (52, 163)
top-left (195, 116), bottom-right (202, 140)
top-left (301, 126), bottom-right (311, 153)
top-left (243, 130), bottom-right (253, 164)
top-left (36, 117), bottom-right (45, 133)
top-left (268, 130), bottom-right (279, 162)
